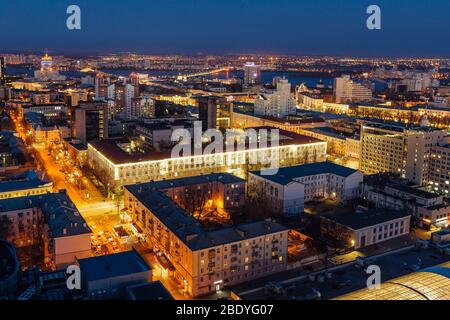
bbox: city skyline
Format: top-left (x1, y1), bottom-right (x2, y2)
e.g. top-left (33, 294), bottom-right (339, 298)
top-left (0, 0), bottom-right (449, 305)
top-left (1, 0), bottom-right (450, 57)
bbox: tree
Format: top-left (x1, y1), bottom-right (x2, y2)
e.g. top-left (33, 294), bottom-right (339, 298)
top-left (177, 184), bottom-right (211, 220)
top-left (0, 215), bottom-right (14, 241)
top-left (245, 181), bottom-right (282, 219)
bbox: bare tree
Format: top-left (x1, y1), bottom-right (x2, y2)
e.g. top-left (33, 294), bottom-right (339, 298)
top-left (0, 215), bottom-right (14, 241)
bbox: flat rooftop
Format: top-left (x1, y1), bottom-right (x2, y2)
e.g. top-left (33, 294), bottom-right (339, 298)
top-left (127, 281), bottom-right (174, 300)
top-left (388, 184), bottom-right (440, 200)
top-left (78, 249), bottom-right (150, 282)
top-left (88, 128), bottom-right (324, 165)
top-left (361, 118), bottom-right (444, 132)
top-left (305, 126), bottom-right (359, 140)
top-left (321, 208), bottom-right (410, 230)
top-left (232, 246), bottom-right (450, 300)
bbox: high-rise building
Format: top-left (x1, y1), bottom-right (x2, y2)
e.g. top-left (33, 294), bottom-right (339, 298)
top-left (0, 57), bottom-right (5, 86)
top-left (124, 174), bottom-right (288, 297)
top-left (430, 144), bottom-right (450, 195)
top-left (360, 121), bottom-right (448, 185)
top-left (243, 62), bottom-right (261, 86)
top-left (74, 101), bottom-right (109, 144)
top-left (254, 78), bottom-right (296, 118)
top-left (130, 95), bottom-right (155, 120)
top-left (95, 73), bottom-right (110, 100)
top-left (333, 75), bottom-right (372, 103)
top-left (197, 96), bottom-right (233, 131)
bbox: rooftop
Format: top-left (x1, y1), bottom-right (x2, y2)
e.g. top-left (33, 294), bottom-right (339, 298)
top-left (335, 261), bottom-right (450, 300)
top-left (125, 174), bottom-right (289, 251)
top-left (321, 208), bottom-right (411, 230)
top-left (361, 118), bottom-right (444, 132)
top-left (78, 249), bottom-right (150, 282)
top-left (127, 281), bottom-right (174, 300)
top-left (89, 128), bottom-right (323, 165)
top-left (0, 191), bottom-right (91, 237)
top-left (126, 173), bottom-right (244, 191)
top-left (0, 171), bottom-right (51, 193)
top-left (305, 126), bottom-right (359, 140)
top-left (231, 246), bottom-right (450, 300)
top-left (387, 184), bottom-right (440, 200)
top-left (250, 162), bottom-right (359, 185)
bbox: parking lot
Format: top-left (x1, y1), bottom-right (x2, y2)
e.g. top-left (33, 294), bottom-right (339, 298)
top-left (88, 216), bottom-right (139, 256)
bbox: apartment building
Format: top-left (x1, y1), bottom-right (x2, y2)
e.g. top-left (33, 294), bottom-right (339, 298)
top-left (248, 162), bottom-right (363, 217)
top-left (430, 144), bottom-right (450, 196)
top-left (87, 128), bottom-right (327, 191)
top-left (360, 121), bottom-right (448, 185)
top-left (138, 173), bottom-right (246, 217)
top-left (297, 92), bottom-right (324, 110)
top-left (0, 171), bottom-right (53, 200)
top-left (0, 191), bottom-right (92, 268)
top-left (299, 126), bottom-right (361, 159)
top-left (362, 175), bottom-right (449, 229)
top-left (254, 79), bottom-right (296, 118)
top-left (124, 175), bottom-right (289, 297)
top-left (73, 101), bottom-right (109, 144)
top-left (231, 108), bottom-right (328, 134)
top-left (19, 103), bottom-right (67, 120)
top-left (334, 75), bottom-right (372, 104)
top-left (135, 119), bottom-right (193, 152)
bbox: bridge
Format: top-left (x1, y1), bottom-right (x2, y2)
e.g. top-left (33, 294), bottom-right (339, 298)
top-left (175, 66), bottom-right (232, 80)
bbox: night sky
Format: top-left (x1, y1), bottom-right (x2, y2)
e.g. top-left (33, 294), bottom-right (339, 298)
top-left (0, 0), bottom-right (449, 57)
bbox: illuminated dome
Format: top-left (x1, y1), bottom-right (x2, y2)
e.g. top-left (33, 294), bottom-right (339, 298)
top-left (41, 52), bottom-right (53, 70)
top-left (42, 52), bottom-right (52, 61)
top-left (335, 261), bottom-right (450, 300)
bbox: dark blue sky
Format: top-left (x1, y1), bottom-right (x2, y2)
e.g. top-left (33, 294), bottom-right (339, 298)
top-left (0, 0), bottom-right (449, 57)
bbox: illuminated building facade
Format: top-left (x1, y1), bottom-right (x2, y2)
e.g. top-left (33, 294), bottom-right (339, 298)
top-left (360, 121), bottom-right (448, 185)
top-left (0, 56), bottom-right (5, 86)
top-left (430, 144), bottom-right (450, 196)
top-left (0, 171), bottom-right (53, 200)
top-left (362, 177), bottom-right (450, 229)
top-left (124, 174), bottom-right (289, 297)
top-left (248, 162), bottom-right (363, 217)
top-left (231, 109), bottom-right (327, 133)
top-left (0, 191), bottom-right (92, 268)
top-left (243, 62), bottom-right (261, 86)
top-left (254, 79), bottom-right (296, 118)
top-left (298, 126), bottom-right (361, 159)
top-left (34, 53), bottom-right (66, 81)
top-left (334, 75), bottom-right (372, 103)
top-left (87, 129), bottom-right (327, 191)
top-left (320, 208), bottom-right (411, 249)
top-left (197, 96), bottom-right (233, 131)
